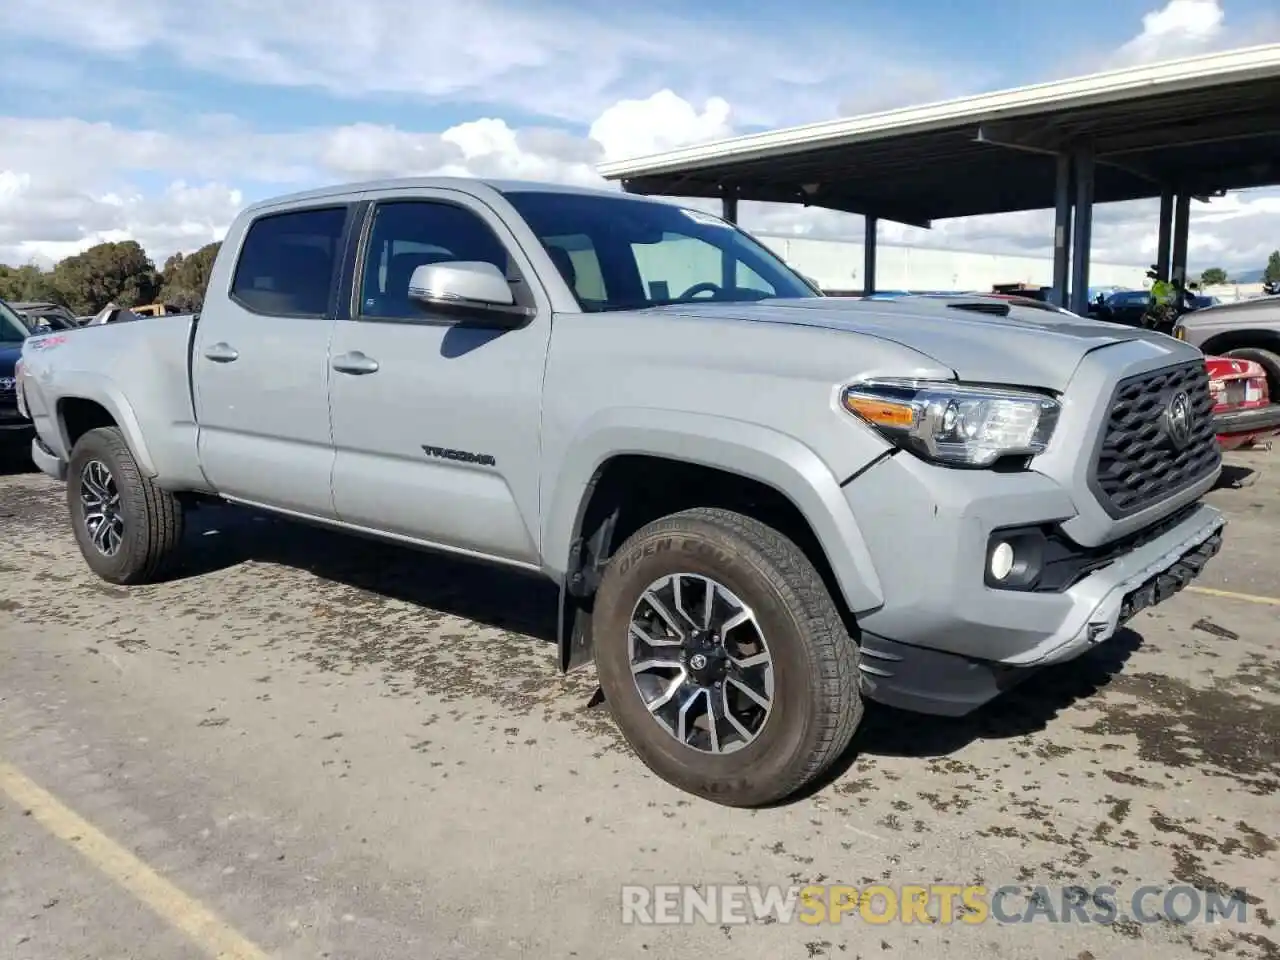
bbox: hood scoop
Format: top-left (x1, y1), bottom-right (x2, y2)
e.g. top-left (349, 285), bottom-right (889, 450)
top-left (944, 299), bottom-right (1012, 317)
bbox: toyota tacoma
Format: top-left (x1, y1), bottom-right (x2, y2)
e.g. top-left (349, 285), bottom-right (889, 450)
top-left (17, 178), bottom-right (1226, 806)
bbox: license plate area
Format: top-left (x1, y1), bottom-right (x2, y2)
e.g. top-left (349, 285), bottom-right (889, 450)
top-left (1220, 381), bottom-right (1246, 406)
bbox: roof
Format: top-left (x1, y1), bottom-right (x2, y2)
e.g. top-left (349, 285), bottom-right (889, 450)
top-left (239, 176), bottom-right (647, 215)
top-left (598, 44), bottom-right (1280, 226)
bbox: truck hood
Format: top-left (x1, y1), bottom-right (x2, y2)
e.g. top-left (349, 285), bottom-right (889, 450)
top-left (661, 297), bottom-right (1187, 392)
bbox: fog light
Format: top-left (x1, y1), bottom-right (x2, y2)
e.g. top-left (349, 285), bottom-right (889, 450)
top-left (989, 541), bottom-right (1015, 581)
top-left (985, 527), bottom-right (1048, 590)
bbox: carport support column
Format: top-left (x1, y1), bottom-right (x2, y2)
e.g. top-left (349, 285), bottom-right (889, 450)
top-left (863, 216), bottom-right (878, 297)
top-left (1171, 193), bottom-right (1191, 288)
top-left (1052, 153), bottom-right (1073, 308)
top-left (1156, 188), bottom-right (1174, 281)
top-left (1068, 144), bottom-right (1095, 317)
top-left (721, 192), bottom-right (740, 290)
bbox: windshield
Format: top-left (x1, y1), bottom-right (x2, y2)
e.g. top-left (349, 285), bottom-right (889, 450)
top-left (502, 190), bottom-right (820, 312)
top-left (0, 300), bottom-right (29, 344)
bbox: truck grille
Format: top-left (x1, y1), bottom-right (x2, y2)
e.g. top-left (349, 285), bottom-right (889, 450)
top-left (1090, 360), bottom-right (1220, 517)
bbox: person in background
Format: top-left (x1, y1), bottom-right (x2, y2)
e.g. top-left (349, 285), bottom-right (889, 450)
top-left (1145, 265), bottom-right (1176, 329)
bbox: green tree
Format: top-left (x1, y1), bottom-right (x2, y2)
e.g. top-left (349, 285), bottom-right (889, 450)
top-left (1199, 267), bottom-right (1228, 285)
top-left (159, 241), bottom-right (221, 312)
top-left (0, 262), bottom-right (60, 303)
top-left (49, 241), bottom-right (161, 314)
top-left (1265, 250), bottom-right (1280, 285)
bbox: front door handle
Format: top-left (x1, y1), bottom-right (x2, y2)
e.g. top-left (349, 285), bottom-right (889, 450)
top-left (331, 351), bottom-right (380, 375)
top-left (203, 342), bottom-right (239, 363)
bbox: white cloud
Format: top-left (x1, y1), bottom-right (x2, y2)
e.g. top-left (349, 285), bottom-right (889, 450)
top-left (1120, 0), bottom-right (1226, 61)
top-left (0, 171), bottom-right (244, 267)
top-left (589, 91), bottom-right (733, 163)
top-left (1052, 0), bottom-right (1279, 80)
top-left (0, 0), bottom-right (973, 130)
top-left (3, 84), bottom-right (1279, 279)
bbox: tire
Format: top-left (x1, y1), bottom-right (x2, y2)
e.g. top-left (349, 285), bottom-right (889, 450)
top-left (66, 426), bottom-right (185, 584)
top-left (1224, 347), bottom-right (1280, 396)
top-left (592, 507), bottom-right (862, 807)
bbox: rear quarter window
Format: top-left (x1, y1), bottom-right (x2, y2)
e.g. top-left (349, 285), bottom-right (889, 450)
top-left (230, 206), bottom-right (349, 318)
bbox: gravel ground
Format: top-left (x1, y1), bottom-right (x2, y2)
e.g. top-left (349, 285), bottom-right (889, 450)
top-left (0, 446), bottom-right (1276, 960)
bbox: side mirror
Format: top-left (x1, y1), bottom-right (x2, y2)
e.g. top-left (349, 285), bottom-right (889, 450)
top-left (407, 261), bottom-right (531, 324)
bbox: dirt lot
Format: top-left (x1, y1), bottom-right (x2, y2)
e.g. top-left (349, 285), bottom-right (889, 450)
top-left (1, 447), bottom-right (1277, 960)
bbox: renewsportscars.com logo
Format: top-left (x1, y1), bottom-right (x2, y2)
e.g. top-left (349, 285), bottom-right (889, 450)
top-left (620, 883), bottom-right (1252, 927)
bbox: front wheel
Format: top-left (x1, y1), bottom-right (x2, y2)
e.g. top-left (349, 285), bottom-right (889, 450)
top-left (592, 507), bottom-right (863, 807)
top-left (66, 426), bottom-right (185, 584)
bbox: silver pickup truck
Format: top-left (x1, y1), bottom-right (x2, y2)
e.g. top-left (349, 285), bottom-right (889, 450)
top-left (17, 177), bottom-right (1226, 806)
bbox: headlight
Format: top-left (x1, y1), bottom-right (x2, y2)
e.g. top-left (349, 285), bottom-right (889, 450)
top-left (14, 360), bottom-right (28, 419)
top-left (842, 378), bottom-right (1061, 467)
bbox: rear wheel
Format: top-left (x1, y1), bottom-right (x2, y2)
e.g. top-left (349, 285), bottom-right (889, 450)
top-left (592, 507), bottom-right (862, 807)
top-left (66, 427), bottom-right (185, 584)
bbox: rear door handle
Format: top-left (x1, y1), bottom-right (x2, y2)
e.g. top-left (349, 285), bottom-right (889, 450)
top-left (203, 342), bottom-right (239, 363)
top-left (331, 351), bottom-right (380, 375)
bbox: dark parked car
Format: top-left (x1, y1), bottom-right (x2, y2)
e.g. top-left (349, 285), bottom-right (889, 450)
top-left (9, 300), bottom-right (79, 333)
top-left (0, 299), bottom-right (35, 449)
top-left (1090, 288), bottom-right (1217, 327)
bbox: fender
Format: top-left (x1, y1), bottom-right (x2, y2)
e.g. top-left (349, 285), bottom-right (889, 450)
top-left (1199, 328), bottom-right (1280, 358)
top-left (51, 372), bottom-right (159, 477)
top-left (543, 407), bottom-right (888, 616)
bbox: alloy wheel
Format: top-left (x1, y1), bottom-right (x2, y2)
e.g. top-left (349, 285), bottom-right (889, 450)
top-left (627, 572), bottom-right (775, 754)
top-left (79, 459), bottom-right (124, 557)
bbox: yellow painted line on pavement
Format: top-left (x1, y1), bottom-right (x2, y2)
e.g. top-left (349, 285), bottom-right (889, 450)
top-left (1187, 585), bottom-right (1280, 607)
top-left (0, 759), bottom-right (270, 960)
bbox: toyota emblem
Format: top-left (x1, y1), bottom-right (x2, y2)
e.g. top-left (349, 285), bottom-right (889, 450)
top-left (1163, 390), bottom-right (1193, 449)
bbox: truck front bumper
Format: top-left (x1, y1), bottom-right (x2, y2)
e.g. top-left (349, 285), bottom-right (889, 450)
top-left (842, 453), bottom-right (1226, 716)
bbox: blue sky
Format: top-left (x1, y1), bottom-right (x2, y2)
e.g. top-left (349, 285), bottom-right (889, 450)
top-left (0, 0), bottom-right (1277, 271)
top-left (0, 0), bottom-right (1144, 131)
top-left (3, 0), bottom-right (1267, 131)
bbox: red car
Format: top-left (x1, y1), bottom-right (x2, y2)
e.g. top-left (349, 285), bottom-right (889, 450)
top-left (1207, 356), bottom-right (1280, 452)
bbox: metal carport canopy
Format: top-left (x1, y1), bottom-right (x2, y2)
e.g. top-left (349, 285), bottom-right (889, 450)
top-left (599, 44), bottom-right (1280, 311)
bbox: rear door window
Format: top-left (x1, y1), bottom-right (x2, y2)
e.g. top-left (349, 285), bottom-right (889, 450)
top-left (231, 206), bottom-right (348, 317)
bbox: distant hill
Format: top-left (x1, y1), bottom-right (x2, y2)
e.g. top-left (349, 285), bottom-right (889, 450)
top-left (1230, 268), bottom-right (1265, 283)
top-left (1197, 268), bottom-right (1265, 283)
